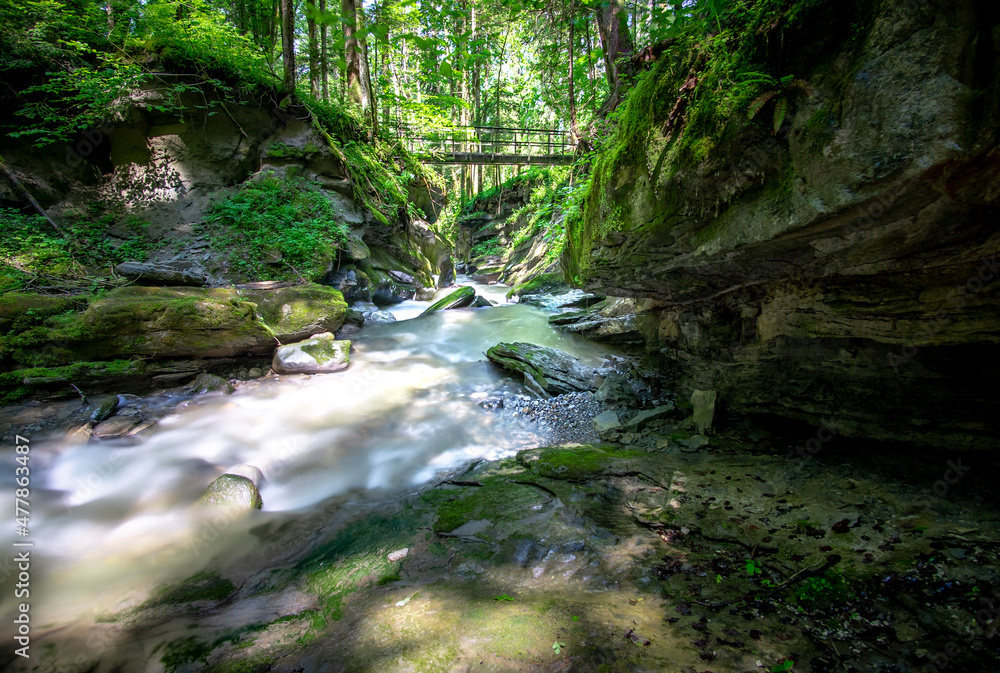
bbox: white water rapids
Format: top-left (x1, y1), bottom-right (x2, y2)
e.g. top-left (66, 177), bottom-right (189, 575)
top-left (0, 279), bottom-right (612, 631)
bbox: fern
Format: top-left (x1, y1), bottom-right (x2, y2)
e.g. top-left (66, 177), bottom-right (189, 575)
top-left (747, 90), bottom-right (777, 120)
top-left (772, 99), bottom-right (787, 133)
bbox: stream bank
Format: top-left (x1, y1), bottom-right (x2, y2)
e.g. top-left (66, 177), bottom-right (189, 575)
top-left (2, 282), bottom-right (998, 673)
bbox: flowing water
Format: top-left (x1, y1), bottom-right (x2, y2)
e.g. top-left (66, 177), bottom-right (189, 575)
top-left (0, 279), bottom-right (615, 630)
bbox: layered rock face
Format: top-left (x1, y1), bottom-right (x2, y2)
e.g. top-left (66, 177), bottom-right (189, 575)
top-left (566, 0), bottom-right (1000, 448)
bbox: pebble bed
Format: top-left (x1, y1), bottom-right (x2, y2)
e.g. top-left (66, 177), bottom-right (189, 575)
top-left (484, 391), bottom-right (603, 445)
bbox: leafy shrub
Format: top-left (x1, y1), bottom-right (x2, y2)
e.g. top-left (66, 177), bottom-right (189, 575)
top-left (208, 172), bottom-right (348, 281)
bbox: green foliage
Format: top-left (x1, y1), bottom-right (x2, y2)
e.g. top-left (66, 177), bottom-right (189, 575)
top-left (793, 570), bottom-right (850, 607)
top-left (471, 236), bottom-right (503, 258)
top-left (771, 660), bottom-right (795, 673)
top-left (493, 594), bottom-right (515, 602)
top-left (208, 172), bottom-right (348, 282)
top-left (567, 0), bottom-right (850, 284)
top-left (0, 208), bottom-right (156, 282)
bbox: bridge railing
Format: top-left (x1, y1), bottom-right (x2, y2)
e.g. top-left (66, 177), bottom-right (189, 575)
top-left (390, 122), bottom-right (572, 159)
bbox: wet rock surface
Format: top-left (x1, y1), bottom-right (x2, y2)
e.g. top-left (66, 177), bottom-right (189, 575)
top-left (71, 434), bottom-right (1000, 673)
top-left (485, 342), bottom-right (602, 397)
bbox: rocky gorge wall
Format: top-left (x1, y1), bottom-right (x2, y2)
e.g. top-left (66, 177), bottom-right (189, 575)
top-left (564, 0), bottom-right (1000, 449)
top-left (0, 84), bottom-right (453, 400)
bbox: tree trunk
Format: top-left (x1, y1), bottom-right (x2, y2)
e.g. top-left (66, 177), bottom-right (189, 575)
top-left (280, 0), bottom-right (296, 94)
top-left (320, 0), bottom-right (329, 100)
top-left (568, 0), bottom-right (579, 141)
top-left (307, 5), bottom-right (319, 97)
top-left (595, 0), bottom-right (634, 112)
top-left (356, 5), bottom-right (378, 133)
top-left (343, 0), bottom-right (362, 105)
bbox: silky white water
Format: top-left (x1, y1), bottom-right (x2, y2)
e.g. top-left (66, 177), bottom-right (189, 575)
top-left (0, 279), bottom-right (612, 628)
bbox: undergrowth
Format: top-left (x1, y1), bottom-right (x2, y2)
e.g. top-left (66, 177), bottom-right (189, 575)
top-left (208, 171), bottom-right (348, 282)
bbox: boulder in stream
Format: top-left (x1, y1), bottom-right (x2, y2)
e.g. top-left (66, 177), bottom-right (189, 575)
top-left (485, 342), bottom-right (600, 398)
top-left (421, 286), bottom-right (476, 315)
top-left (115, 261), bottom-right (207, 287)
top-left (199, 474), bottom-right (262, 511)
top-left (187, 372), bottom-right (235, 395)
top-left (272, 333), bottom-right (351, 374)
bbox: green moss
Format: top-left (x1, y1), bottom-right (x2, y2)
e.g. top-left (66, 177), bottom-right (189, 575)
top-left (1, 287), bottom-right (270, 367)
top-left (565, 0), bottom-right (865, 285)
top-left (297, 509), bottom-right (421, 621)
top-left (150, 571), bottom-right (237, 607)
top-left (527, 446), bottom-right (615, 480)
top-left (431, 478), bottom-right (548, 533)
top-left (504, 272), bottom-right (566, 300)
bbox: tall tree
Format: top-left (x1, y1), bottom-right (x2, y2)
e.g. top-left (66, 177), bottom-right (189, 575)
top-left (280, 0), bottom-right (296, 94)
top-left (307, 3), bottom-right (320, 97)
top-left (595, 0), bottom-right (634, 111)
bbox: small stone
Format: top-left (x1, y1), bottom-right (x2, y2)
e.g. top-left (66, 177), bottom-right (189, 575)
top-left (247, 367), bottom-right (264, 379)
top-left (387, 548), bottom-right (409, 562)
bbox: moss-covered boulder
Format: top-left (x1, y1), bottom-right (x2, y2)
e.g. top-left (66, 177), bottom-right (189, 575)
top-left (0, 293), bottom-right (79, 334)
top-left (1, 287), bottom-right (274, 368)
top-left (421, 286), bottom-right (476, 315)
top-left (271, 332), bottom-right (350, 374)
top-left (485, 342), bottom-right (600, 398)
top-left (199, 474), bottom-right (263, 510)
top-left (239, 284), bottom-right (347, 342)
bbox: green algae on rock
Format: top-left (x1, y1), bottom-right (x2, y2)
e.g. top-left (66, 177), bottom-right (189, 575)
top-left (420, 285), bottom-right (476, 315)
top-left (271, 333), bottom-right (351, 374)
top-left (239, 284), bottom-right (347, 342)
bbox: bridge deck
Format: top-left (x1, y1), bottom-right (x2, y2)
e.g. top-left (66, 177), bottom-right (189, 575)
top-left (418, 152), bottom-right (574, 165)
top-left (392, 122), bottom-right (574, 165)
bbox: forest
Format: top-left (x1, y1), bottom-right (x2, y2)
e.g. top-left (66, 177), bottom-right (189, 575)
top-left (1, 0), bottom-right (999, 671)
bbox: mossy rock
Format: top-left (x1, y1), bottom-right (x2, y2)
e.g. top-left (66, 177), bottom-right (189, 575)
top-left (504, 272), bottom-right (567, 300)
top-left (272, 333), bottom-right (350, 374)
top-left (426, 478), bottom-right (549, 533)
top-left (421, 286), bottom-right (476, 315)
top-left (148, 571), bottom-right (237, 608)
top-left (1, 287), bottom-right (273, 367)
top-left (0, 292), bottom-right (79, 334)
top-left (519, 445), bottom-right (616, 480)
top-left (199, 474), bottom-right (263, 511)
top-left (239, 284), bottom-right (347, 342)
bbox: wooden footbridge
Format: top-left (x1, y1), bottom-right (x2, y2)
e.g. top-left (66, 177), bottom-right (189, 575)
top-left (392, 123), bottom-right (575, 165)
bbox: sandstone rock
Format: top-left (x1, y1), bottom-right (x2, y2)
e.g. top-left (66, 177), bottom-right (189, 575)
top-left (199, 474), bottom-right (262, 510)
top-left (115, 261), bottom-right (207, 287)
top-left (592, 410), bottom-right (621, 435)
top-left (485, 342), bottom-right (600, 398)
top-left (272, 333), bottom-right (351, 374)
top-left (690, 390), bottom-right (717, 435)
top-left (623, 404), bottom-right (677, 431)
top-left (92, 415), bottom-right (143, 439)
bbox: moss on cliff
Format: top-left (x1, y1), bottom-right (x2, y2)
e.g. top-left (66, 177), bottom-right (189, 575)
top-left (565, 0), bottom-right (867, 285)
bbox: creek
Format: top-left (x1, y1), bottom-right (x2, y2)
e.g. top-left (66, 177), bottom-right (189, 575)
top-left (0, 278), bottom-right (614, 631)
